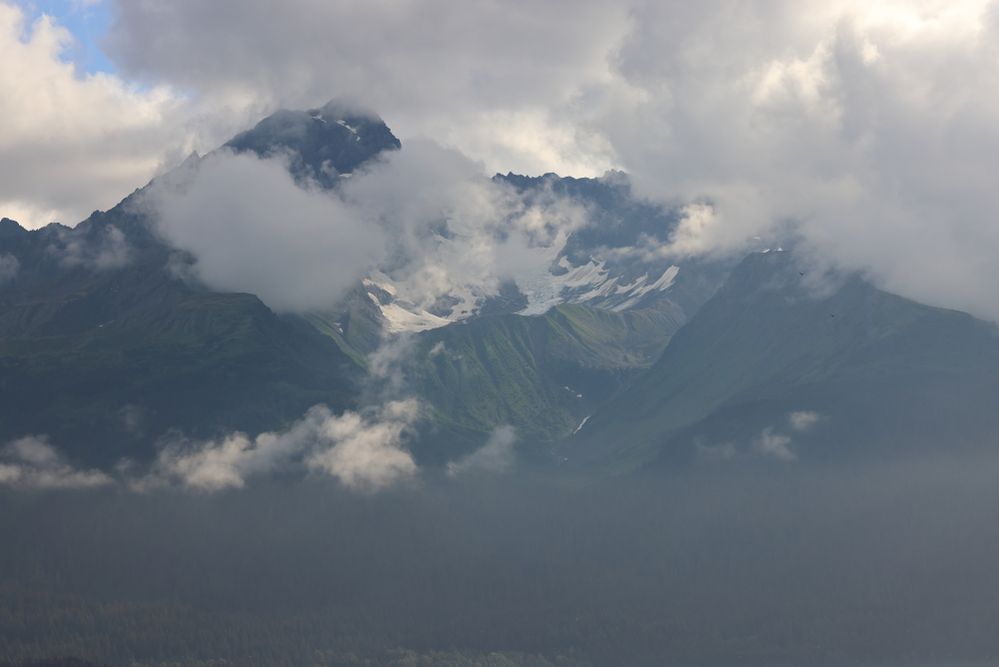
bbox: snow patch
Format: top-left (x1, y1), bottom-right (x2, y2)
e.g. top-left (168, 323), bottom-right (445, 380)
top-left (378, 302), bottom-right (451, 333)
top-left (336, 119), bottom-right (358, 135)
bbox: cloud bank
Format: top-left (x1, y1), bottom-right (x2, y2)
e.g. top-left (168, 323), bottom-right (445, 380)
top-left (6, 0), bottom-right (999, 322)
top-left (99, 0), bottom-right (999, 322)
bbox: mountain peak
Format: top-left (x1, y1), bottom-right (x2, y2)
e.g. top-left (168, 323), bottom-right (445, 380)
top-left (224, 99), bottom-right (401, 188)
top-left (0, 217), bottom-right (27, 237)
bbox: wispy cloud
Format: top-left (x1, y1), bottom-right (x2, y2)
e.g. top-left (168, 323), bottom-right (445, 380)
top-left (0, 252), bottom-right (18, 283)
top-left (447, 426), bottom-right (517, 477)
top-left (752, 411), bottom-right (826, 462)
top-left (788, 410), bottom-right (822, 432)
top-left (0, 436), bottom-right (112, 490)
top-left (754, 427), bottom-right (796, 463)
top-left (49, 223), bottom-right (133, 269)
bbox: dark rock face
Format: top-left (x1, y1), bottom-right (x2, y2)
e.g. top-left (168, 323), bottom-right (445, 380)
top-left (225, 99), bottom-right (401, 188)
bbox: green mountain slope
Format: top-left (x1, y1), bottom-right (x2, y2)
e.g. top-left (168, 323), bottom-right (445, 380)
top-left (401, 302), bottom-right (685, 461)
top-left (0, 211), bottom-right (362, 467)
top-left (0, 101), bottom-right (405, 466)
top-left (572, 250), bottom-right (999, 471)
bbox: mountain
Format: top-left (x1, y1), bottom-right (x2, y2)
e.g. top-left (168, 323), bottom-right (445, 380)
top-left (0, 208), bottom-right (362, 467)
top-left (571, 249), bottom-right (999, 471)
top-left (0, 102), bottom-right (723, 467)
top-left (13, 100), bottom-right (995, 476)
top-left (0, 101), bottom-right (404, 466)
top-left (225, 99), bottom-right (401, 188)
top-left (354, 172), bottom-right (726, 333)
top-left (313, 172), bottom-right (730, 455)
top-left (398, 302), bottom-right (683, 462)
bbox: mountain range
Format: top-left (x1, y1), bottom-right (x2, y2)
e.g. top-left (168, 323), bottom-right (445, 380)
top-left (2, 100), bottom-right (998, 474)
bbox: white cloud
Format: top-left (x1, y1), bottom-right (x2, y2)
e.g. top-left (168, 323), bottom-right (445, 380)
top-left (0, 2), bottom-right (196, 229)
top-left (340, 140), bottom-right (589, 315)
top-left (306, 399), bottom-right (420, 493)
top-left (446, 425), bottom-right (517, 477)
top-left (5, 0), bottom-right (999, 324)
top-left (146, 139), bottom-right (589, 317)
top-left (596, 0), bottom-right (999, 319)
top-left (140, 401), bottom-right (420, 493)
top-left (148, 150), bottom-right (386, 312)
top-left (104, 0), bottom-right (629, 177)
top-left (97, 0), bottom-right (999, 322)
top-left (0, 436), bottom-right (113, 490)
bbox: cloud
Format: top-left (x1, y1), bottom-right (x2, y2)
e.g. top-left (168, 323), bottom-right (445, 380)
top-left (366, 333), bottom-right (418, 398)
top-left (140, 401), bottom-right (419, 493)
top-left (446, 425), bottom-right (517, 477)
top-left (148, 150), bottom-right (386, 312)
top-left (0, 252), bottom-right (19, 283)
top-left (0, 436), bottom-right (113, 490)
top-left (0, 2), bottom-right (196, 229)
top-left (146, 139), bottom-right (589, 317)
top-left (751, 411), bottom-right (825, 461)
top-left (49, 223), bottom-right (133, 269)
top-left (7, 0), bottom-right (999, 324)
top-left (306, 399), bottom-right (420, 493)
top-left (754, 427), bottom-right (796, 463)
top-left (340, 140), bottom-right (590, 316)
top-left (788, 410), bottom-right (823, 432)
top-left (104, 0), bottom-right (629, 177)
top-left (595, 0), bottom-right (999, 320)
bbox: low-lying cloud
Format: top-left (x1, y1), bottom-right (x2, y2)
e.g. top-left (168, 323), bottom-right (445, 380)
top-left (306, 400), bottom-right (420, 493)
top-left (753, 410), bottom-right (826, 462)
top-left (754, 428), bottom-right (797, 463)
top-left (0, 436), bottom-right (112, 490)
top-left (447, 425), bottom-right (517, 477)
top-left (136, 401), bottom-right (420, 493)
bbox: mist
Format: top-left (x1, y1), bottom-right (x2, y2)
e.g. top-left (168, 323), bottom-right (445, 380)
top-left (2, 455), bottom-right (999, 666)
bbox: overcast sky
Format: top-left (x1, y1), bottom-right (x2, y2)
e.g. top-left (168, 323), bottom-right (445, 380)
top-left (2, 0), bottom-right (999, 320)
